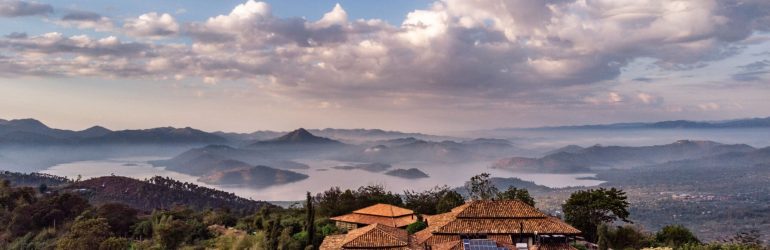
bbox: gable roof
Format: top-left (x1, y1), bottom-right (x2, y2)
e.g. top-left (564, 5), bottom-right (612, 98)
top-left (353, 203), bottom-right (415, 217)
top-left (341, 223), bottom-right (410, 248)
top-left (415, 200), bottom-right (581, 246)
top-left (435, 217), bottom-right (581, 234)
top-left (456, 200), bottom-right (546, 218)
top-left (330, 213), bottom-right (416, 228)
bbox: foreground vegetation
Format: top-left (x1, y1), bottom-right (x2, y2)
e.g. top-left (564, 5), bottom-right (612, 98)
top-left (1, 172), bottom-right (767, 249)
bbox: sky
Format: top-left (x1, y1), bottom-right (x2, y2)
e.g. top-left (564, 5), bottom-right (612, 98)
top-left (0, 0), bottom-right (769, 133)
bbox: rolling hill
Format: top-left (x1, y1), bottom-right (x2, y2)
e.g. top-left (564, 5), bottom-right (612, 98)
top-left (63, 176), bottom-right (271, 213)
top-left (492, 140), bottom-right (756, 173)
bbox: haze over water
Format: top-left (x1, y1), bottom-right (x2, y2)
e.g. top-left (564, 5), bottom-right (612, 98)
top-left (41, 157), bottom-right (603, 201)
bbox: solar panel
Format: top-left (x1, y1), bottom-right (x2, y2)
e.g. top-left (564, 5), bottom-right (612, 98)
top-left (462, 239), bottom-right (508, 250)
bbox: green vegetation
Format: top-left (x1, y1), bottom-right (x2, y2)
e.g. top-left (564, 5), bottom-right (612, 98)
top-left (403, 185), bottom-right (464, 215)
top-left (656, 225), bottom-right (701, 248)
top-left (2, 172), bottom-right (768, 250)
top-left (465, 173), bottom-right (536, 205)
top-left (562, 187), bottom-right (631, 242)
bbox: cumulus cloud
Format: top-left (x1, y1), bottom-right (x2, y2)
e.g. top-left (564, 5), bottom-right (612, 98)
top-left (123, 12), bottom-right (180, 38)
top-left (0, 0), bottom-right (52, 17)
top-left (0, 0), bottom-right (768, 112)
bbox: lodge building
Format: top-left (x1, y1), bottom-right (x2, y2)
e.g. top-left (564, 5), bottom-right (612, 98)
top-left (321, 200), bottom-right (581, 250)
top-left (330, 203), bottom-right (418, 230)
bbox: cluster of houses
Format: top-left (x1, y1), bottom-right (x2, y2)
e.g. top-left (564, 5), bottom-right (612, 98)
top-left (320, 200), bottom-right (581, 250)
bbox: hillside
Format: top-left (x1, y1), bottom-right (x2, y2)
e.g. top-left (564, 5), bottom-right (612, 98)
top-left (384, 168), bottom-right (429, 179)
top-left (199, 165), bottom-right (309, 188)
top-left (151, 145), bottom-right (309, 174)
top-left (339, 138), bottom-right (516, 164)
top-left (516, 117), bottom-right (770, 130)
top-left (492, 140), bottom-right (755, 173)
top-left (0, 171), bottom-right (71, 187)
top-left (0, 118), bottom-right (227, 145)
top-left (63, 176), bottom-right (271, 213)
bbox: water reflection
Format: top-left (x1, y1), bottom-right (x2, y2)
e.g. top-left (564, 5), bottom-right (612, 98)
top-left (41, 157), bottom-right (603, 201)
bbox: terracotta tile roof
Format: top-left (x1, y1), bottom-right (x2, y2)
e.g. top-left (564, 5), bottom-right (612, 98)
top-left (330, 213), bottom-right (417, 228)
top-left (342, 223), bottom-right (410, 249)
top-left (354, 203), bottom-right (415, 217)
top-left (487, 234), bottom-right (514, 245)
top-left (456, 200), bottom-right (546, 218)
top-left (320, 235), bottom-right (346, 250)
top-left (416, 201), bottom-right (580, 248)
top-left (435, 217), bottom-right (581, 235)
top-left (530, 243), bottom-right (578, 250)
top-left (431, 240), bottom-right (463, 250)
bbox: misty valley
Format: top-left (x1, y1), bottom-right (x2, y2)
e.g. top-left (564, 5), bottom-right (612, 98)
top-left (2, 117), bottom-right (770, 244)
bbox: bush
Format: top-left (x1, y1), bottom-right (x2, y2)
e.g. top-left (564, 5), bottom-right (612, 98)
top-left (406, 220), bottom-right (427, 234)
top-left (99, 237), bottom-right (130, 250)
top-left (655, 225), bottom-right (700, 248)
top-left (56, 218), bottom-right (113, 250)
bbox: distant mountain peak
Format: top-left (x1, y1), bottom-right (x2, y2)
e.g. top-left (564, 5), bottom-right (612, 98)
top-left (263, 128), bottom-right (340, 144)
top-left (5, 118), bottom-right (49, 129)
top-left (78, 125), bottom-right (112, 138)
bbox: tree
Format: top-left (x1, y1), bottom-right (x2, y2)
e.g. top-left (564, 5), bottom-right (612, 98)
top-left (315, 185), bottom-right (402, 217)
top-left (655, 225), bottom-right (700, 248)
top-left (466, 173), bottom-right (499, 200)
top-left (404, 186), bottom-right (465, 215)
top-left (496, 186), bottom-right (535, 206)
top-left (305, 192), bottom-right (316, 249)
top-left (96, 203), bottom-right (138, 237)
top-left (597, 224), bottom-right (609, 250)
top-left (562, 188), bottom-right (630, 243)
top-left (56, 218), bottom-right (112, 250)
top-left (436, 190), bottom-right (465, 213)
top-left (606, 225), bottom-right (654, 250)
top-left (153, 214), bottom-right (190, 249)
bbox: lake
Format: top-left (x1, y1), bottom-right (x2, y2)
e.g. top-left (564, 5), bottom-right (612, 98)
top-left (41, 157), bottom-right (603, 201)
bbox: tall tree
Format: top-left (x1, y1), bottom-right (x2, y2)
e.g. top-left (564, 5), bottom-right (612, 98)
top-left (436, 190), bottom-right (465, 213)
top-left (404, 186), bottom-right (465, 215)
top-left (466, 173), bottom-right (499, 200)
top-left (495, 186), bottom-right (535, 206)
top-left (305, 192), bottom-right (316, 249)
top-left (562, 188), bottom-right (631, 242)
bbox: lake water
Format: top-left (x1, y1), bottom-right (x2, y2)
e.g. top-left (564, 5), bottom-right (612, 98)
top-left (41, 157), bottom-right (603, 201)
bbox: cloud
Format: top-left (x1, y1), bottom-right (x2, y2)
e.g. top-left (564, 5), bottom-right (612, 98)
top-left (732, 59), bottom-right (769, 81)
top-left (58, 10), bottom-right (114, 31)
top-left (0, 0), bottom-right (52, 17)
top-left (4, 32), bottom-right (27, 39)
top-left (0, 0), bottom-right (768, 113)
top-left (123, 12), bottom-right (180, 38)
top-left (698, 102), bottom-right (721, 111)
top-left (637, 92), bottom-right (663, 105)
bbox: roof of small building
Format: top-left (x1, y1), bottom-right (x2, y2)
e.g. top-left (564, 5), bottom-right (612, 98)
top-left (353, 203), bottom-right (415, 217)
top-left (320, 223), bottom-right (412, 249)
top-left (331, 213), bottom-right (416, 228)
top-left (415, 200), bottom-right (581, 246)
top-left (456, 200), bottom-right (546, 218)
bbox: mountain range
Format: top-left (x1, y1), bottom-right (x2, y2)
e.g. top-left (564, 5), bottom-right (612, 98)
top-left (0, 118), bottom-right (226, 145)
top-left (511, 117), bottom-right (770, 130)
top-left (492, 140), bottom-right (756, 173)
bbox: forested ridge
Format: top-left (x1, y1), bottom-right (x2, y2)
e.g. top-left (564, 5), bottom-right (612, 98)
top-left (1, 172), bottom-right (767, 249)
